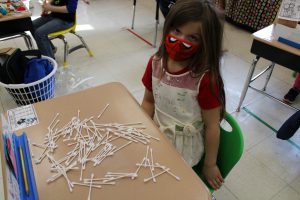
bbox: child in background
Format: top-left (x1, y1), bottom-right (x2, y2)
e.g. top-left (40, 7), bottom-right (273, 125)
top-left (157, 0), bottom-right (176, 17)
top-left (32, 0), bottom-right (78, 58)
top-left (141, 0), bottom-right (225, 190)
top-left (283, 73), bottom-right (300, 104)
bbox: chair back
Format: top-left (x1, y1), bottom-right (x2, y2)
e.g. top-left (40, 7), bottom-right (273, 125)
top-left (193, 112), bottom-right (244, 192)
top-left (217, 112), bottom-right (244, 178)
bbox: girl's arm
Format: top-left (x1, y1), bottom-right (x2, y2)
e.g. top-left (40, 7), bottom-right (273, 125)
top-left (202, 107), bottom-right (224, 190)
top-left (141, 89), bottom-right (155, 118)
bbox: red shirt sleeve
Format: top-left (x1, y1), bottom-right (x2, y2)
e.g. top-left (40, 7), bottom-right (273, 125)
top-left (198, 73), bottom-right (221, 109)
top-left (142, 56), bottom-right (153, 92)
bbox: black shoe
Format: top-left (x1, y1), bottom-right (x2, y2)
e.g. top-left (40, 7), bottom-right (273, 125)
top-left (277, 110), bottom-right (300, 140)
top-left (283, 88), bottom-right (300, 104)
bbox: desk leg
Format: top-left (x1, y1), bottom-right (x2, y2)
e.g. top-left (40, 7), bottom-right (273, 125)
top-left (236, 56), bottom-right (260, 112)
top-left (262, 62), bottom-right (275, 91)
top-left (153, 0), bottom-right (159, 47)
top-left (131, 0), bottom-right (137, 29)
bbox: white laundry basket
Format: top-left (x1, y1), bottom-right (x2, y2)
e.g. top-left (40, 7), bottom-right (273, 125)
top-left (0, 56), bottom-right (57, 106)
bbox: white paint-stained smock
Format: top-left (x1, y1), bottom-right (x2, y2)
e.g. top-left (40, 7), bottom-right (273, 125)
top-left (151, 57), bottom-right (205, 166)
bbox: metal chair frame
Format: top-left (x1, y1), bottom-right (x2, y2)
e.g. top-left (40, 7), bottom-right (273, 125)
top-left (48, 21), bottom-right (93, 67)
top-left (0, 32), bottom-right (34, 50)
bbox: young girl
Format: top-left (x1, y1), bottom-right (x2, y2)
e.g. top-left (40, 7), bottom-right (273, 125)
top-left (141, 0), bottom-right (225, 190)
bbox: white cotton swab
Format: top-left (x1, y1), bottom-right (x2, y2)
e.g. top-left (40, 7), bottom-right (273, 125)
top-left (28, 139), bottom-right (35, 158)
top-left (155, 163), bottom-right (180, 181)
top-left (112, 141), bottom-right (132, 154)
top-left (48, 113), bottom-right (60, 130)
top-left (146, 158), bottom-right (156, 183)
top-left (72, 182), bottom-right (102, 189)
top-left (97, 104), bottom-right (110, 119)
top-left (143, 168), bottom-right (170, 183)
top-left (47, 161), bottom-right (78, 182)
top-left (150, 148), bottom-right (154, 171)
top-left (87, 173), bottom-right (94, 200)
top-left (87, 181), bottom-right (116, 185)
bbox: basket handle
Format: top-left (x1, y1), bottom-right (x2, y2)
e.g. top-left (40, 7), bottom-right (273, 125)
top-left (21, 50), bottom-right (42, 58)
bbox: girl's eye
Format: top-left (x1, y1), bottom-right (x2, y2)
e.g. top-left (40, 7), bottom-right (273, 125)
top-left (188, 35), bottom-right (199, 43)
top-left (173, 29), bottom-right (180, 35)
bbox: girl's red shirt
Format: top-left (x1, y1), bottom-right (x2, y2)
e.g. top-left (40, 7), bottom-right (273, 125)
top-left (142, 56), bottom-right (221, 109)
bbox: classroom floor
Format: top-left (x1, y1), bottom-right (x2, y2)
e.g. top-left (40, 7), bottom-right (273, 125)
top-left (1, 0), bottom-right (300, 199)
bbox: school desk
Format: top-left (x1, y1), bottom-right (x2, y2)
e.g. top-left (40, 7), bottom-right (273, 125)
top-left (130, 0), bottom-right (160, 47)
top-left (237, 24), bottom-right (300, 112)
top-left (0, 0), bottom-right (33, 48)
top-left (0, 3), bottom-right (31, 23)
top-left (1, 82), bottom-right (211, 200)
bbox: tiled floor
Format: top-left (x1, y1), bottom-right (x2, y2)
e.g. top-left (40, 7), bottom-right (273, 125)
top-left (1, 0), bottom-right (300, 199)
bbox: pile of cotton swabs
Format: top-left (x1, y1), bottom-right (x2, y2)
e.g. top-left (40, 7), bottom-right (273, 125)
top-left (30, 105), bottom-right (179, 198)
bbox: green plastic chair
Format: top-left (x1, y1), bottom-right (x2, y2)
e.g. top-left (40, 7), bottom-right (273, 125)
top-left (192, 112), bottom-right (244, 193)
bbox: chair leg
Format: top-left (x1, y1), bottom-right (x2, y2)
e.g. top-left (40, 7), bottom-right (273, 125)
top-left (27, 35), bottom-right (34, 49)
top-left (22, 35), bottom-right (31, 49)
top-left (60, 35), bottom-right (69, 67)
top-left (48, 31), bottom-right (93, 66)
top-left (0, 32), bottom-right (33, 50)
top-left (21, 33), bottom-right (34, 50)
top-left (72, 32), bottom-right (93, 57)
top-left (49, 35), bottom-right (68, 67)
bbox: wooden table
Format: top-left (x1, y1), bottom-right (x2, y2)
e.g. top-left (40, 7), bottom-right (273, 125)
top-left (0, 8), bottom-right (31, 23)
top-left (1, 82), bottom-right (211, 200)
top-left (0, 0), bottom-right (33, 49)
top-left (0, 0), bottom-right (32, 32)
top-left (237, 24), bottom-right (300, 111)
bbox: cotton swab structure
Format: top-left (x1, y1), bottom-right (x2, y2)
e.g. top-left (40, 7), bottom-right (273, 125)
top-left (30, 104), bottom-right (179, 200)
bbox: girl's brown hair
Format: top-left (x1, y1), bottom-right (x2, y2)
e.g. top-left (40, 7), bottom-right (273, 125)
top-left (156, 0), bottom-right (226, 119)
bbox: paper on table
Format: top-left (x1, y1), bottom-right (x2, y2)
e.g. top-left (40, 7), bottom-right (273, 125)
top-left (278, 0), bottom-right (300, 21)
top-left (7, 105), bottom-right (39, 131)
top-left (274, 24), bottom-right (300, 43)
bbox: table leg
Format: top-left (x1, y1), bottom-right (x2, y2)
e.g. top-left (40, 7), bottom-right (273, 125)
top-left (262, 62), bottom-right (275, 91)
top-left (236, 56), bottom-right (260, 112)
top-left (153, 0), bottom-right (159, 47)
top-left (131, 0), bottom-right (137, 29)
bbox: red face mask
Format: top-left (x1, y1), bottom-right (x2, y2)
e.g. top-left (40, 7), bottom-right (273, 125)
top-left (165, 34), bottom-right (199, 61)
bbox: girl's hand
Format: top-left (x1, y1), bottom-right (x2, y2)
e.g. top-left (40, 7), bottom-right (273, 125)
top-left (202, 164), bottom-right (224, 190)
